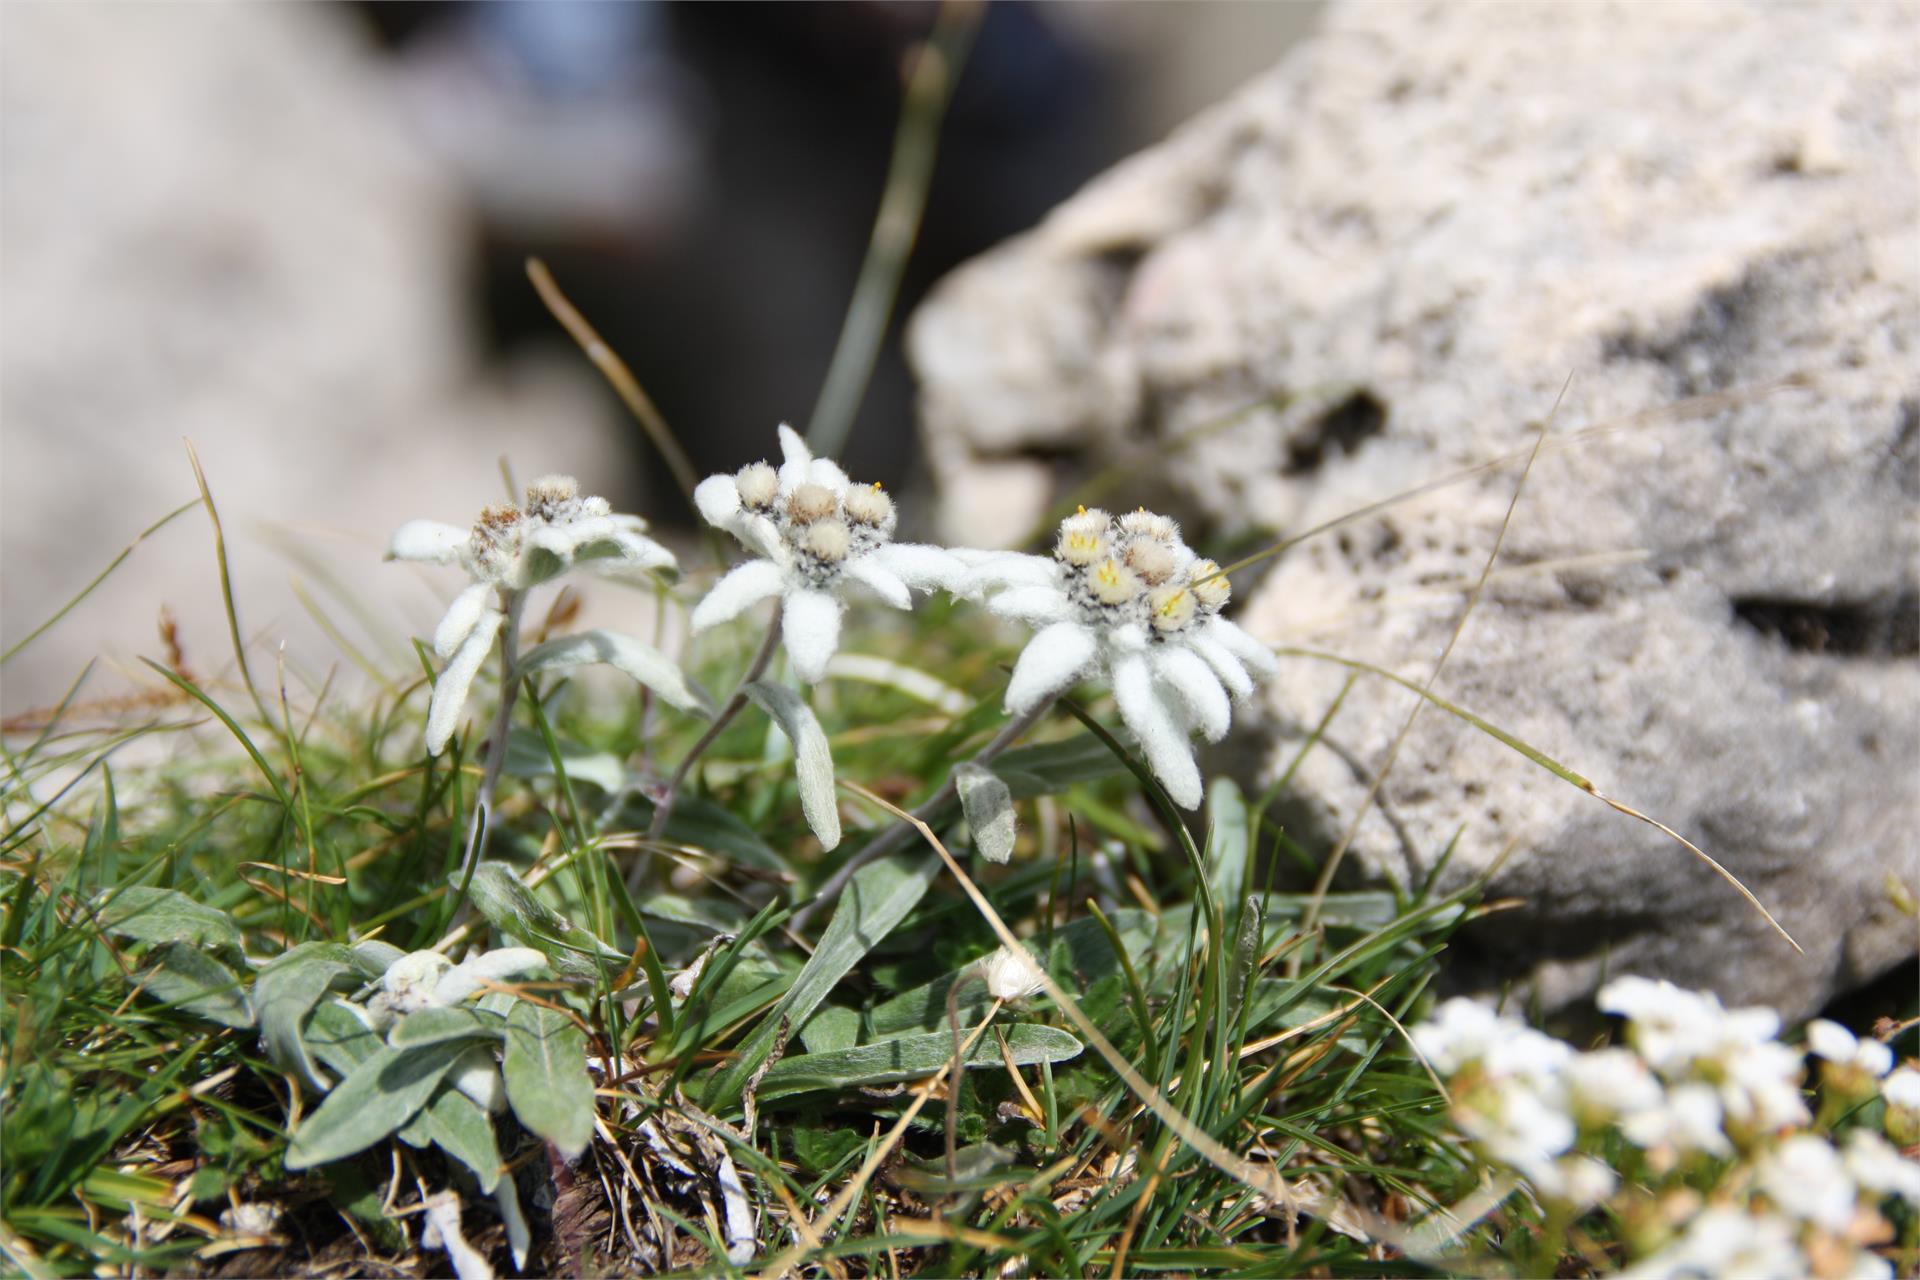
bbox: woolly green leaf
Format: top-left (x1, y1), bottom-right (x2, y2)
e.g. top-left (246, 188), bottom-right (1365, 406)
top-left (744, 680), bottom-right (841, 850)
top-left (515, 629), bottom-right (713, 717)
top-left (463, 862), bottom-right (625, 982)
top-left (955, 763), bottom-right (1015, 864)
top-left (502, 1002), bottom-right (593, 1160)
top-left (95, 887), bottom-right (242, 954)
top-left (139, 943), bottom-right (253, 1028)
top-left (304, 998), bottom-right (382, 1081)
top-left (753, 1024), bottom-right (1083, 1103)
top-left (257, 943), bottom-right (362, 1091)
top-left (420, 1088), bottom-right (502, 1193)
top-left (285, 1041), bottom-right (469, 1169)
top-left (388, 1005), bottom-right (508, 1050)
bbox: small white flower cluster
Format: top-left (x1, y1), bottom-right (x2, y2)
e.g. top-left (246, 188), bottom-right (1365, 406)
top-left (359, 947), bottom-right (548, 1114)
top-left (692, 425), bottom-right (964, 682)
top-left (389, 476), bottom-right (678, 753)
top-left (960, 506), bottom-right (1277, 808)
top-left (1412, 981), bottom-right (1920, 1280)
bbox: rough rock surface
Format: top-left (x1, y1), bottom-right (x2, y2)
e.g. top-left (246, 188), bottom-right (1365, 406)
top-left (1, 5), bottom-right (630, 712)
top-left (907, 1), bottom-right (1919, 1017)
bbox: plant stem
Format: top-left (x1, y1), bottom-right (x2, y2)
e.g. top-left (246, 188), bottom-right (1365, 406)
top-left (459, 589), bottom-right (526, 880)
top-left (791, 696), bottom-right (1052, 932)
top-left (644, 617), bottom-right (784, 847)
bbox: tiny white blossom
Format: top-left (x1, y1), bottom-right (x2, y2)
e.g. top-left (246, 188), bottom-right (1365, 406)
top-left (1548, 1154), bottom-right (1619, 1209)
top-left (1879, 1065), bottom-right (1920, 1109)
top-left (691, 425), bottom-right (963, 682)
top-left (979, 944), bottom-right (1047, 1002)
top-left (1807, 1020), bottom-right (1891, 1076)
top-left (1844, 1129), bottom-right (1920, 1205)
top-left (1758, 1133), bottom-right (1859, 1232)
top-left (389, 476), bottom-right (677, 753)
top-left (1619, 1080), bottom-right (1733, 1157)
top-left (1620, 1205), bottom-right (1808, 1280)
top-left (959, 507), bottom-right (1276, 809)
top-left (1410, 997), bottom-right (1571, 1085)
top-left (364, 946), bottom-right (546, 1114)
top-left (1565, 1047), bottom-right (1666, 1126)
top-left (1598, 975), bottom-right (1809, 1131)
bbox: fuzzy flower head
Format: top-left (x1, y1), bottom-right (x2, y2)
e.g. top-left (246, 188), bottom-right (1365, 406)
top-left (691, 425), bottom-right (964, 682)
top-left (961, 507), bottom-right (1276, 808)
top-left (362, 946), bottom-right (548, 1113)
top-left (388, 477), bottom-right (677, 753)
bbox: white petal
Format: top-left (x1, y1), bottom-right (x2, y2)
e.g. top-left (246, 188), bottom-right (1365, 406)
top-left (1205, 617), bottom-right (1278, 678)
top-left (782, 588), bottom-right (844, 683)
top-left (1153, 645), bottom-right (1232, 742)
top-left (776, 423), bottom-right (813, 490)
top-left (1004, 622), bottom-right (1098, 713)
top-left (434, 947), bottom-right (547, 1005)
top-left (809, 458), bottom-right (851, 494)
top-left (448, 1047), bottom-right (508, 1114)
top-left (433, 583), bottom-right (495, 660)
top-left (1188, 632), bottom-right (1255, 702)
top-left (989, 585), bottom-right (1074, 626)
top-left (1112, 652), bottom-right (1203, 809)
top-left (388, 519), bottom-right (468, 565)
top-left (604, 528), bottom-right (679, 572)
top-left (426, 606), bottom-right (504, 755)
top-left (958, 553), bottom-right (1058, 597)
top-left (843, 559), bottom-right (912, 609)
top-left (690, 560), bottom-right (787, 632)
top-left (868, 542), bottom-right (967, 592)
top-left (695, 474), bottom-right (742, 528)
top-left (736, 512), bottom-right (788, 563)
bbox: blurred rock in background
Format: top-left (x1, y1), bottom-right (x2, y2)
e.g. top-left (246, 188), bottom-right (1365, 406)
top-left (1, 0), bottom-right (1317, 713)
top-left (907, 1), bottom-right (1918, 1017)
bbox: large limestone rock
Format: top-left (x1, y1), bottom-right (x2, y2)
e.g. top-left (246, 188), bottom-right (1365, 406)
top-left (907, 1), bottom-right (1918, 1017)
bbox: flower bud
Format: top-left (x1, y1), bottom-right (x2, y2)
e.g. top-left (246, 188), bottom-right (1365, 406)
top-left (1189, 559), bottom-right (1231, 608)
top-left (1088, 557), bottom-right (1142, 606)
top-left (523, 475), bottom-right (580, 520)
top-left (736, 461), bottom-right (779, 509)
top-left (1119, 508), bottom-right (1178, 543)
top-left (1124, 538), bottom-right (1178, 585)
top-left (843, 482), bottom-right (895, 527)
top-left (802, 519), bottom-right (852, 563)
top-left (787, 482), bottom-right (839, 524)
top-left (1147, 584), bottom-right (1196, 633)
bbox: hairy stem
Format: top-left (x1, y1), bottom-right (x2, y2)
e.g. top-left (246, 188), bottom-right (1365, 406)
top-left (459, 588), bottom-right (526, 881)
top-left (644, 616), bottom-right (784, 846)
top-left (790, 695), bottom-right (1053, 933)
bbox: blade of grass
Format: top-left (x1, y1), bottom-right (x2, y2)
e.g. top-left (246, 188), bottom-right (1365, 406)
top-left (2, 499), bottom-right (200, 665)
top-left (805, 0), bottom-right (980, 458)
top-left (183, 440), bottom-right (271, 727)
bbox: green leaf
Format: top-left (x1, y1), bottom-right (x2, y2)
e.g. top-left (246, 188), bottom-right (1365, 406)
top-left (285, 1041), bottom-right (469, 1169)
top-left (703, 852), bottom-right (939, 1108)
top-left (955, 763), bottom-right (1015, 864)
top-left (95, 886), bottom-right (242, 953)
top-left (257, 943), bottom-right (363, 1091)
top-left (799, 1005), bottom-right (861, 1055)
top-left (501, 728), bottom-right (627, 793)
top-left (501, 1002), bottom-right (593, 1160)
top-left (1206, 778), bottom-right (1249, 919)
top-left (303, 998), bottom-right (382, 1081)
top-left (420, 1088), bottom-right (502, 1193)
top-left (744, 680), bottom-right (840, 850)
top-left (753, 1024), bottom-right (1082, 1103)
top-left (992, 733), bottom-right (1125, 797)
top-left (139, 943), bottom-right (253, 1028)
top-left (389, 1005), bottom-right (508, 1050)
top-left (464, 862), bottom-right (625, 981)
top-left (515, 629), bottom-right (714, 717)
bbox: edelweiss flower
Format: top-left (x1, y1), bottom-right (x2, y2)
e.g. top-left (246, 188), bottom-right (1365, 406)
top-left (979, 944), bottom-right (1047, 1002)
top-left (389, 476), bottom-right (678, 753)
top-left (691, 425), bottom-right (963, 682)
top-left (365, 947), bottom-right (548, 1113)
top-left (960, 507), bottom-right (1276, 809)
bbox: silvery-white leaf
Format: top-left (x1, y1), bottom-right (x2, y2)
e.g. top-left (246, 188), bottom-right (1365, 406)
top-left (954, 763), bottom-right (1016, 864)
top-left (501, 1002), bottom-right (594, 1160)
top-left (515, 629), bottom-right (714, 717)
top-left (462, 863), bottom-right (625, 982)
top-left (744, 681), bottom-right (841, 850)
top-left (256, 943), bottom-right (362, 1091)
top-left (141, 943), bottom-right (254, 1028)
top-left (96, 886), bottom-right (243, 953)
top-left (423, 1191), bottom-right (494, 1280)
top-left (284, 1040), bottom-right (469, 1169)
